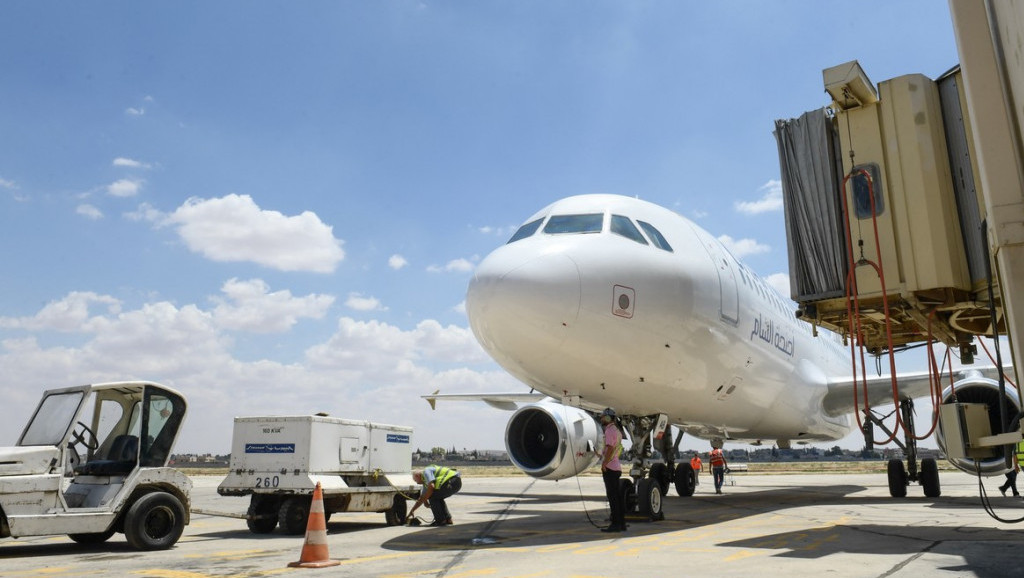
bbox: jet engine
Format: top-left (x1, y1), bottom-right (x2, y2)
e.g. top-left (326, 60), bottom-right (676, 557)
top-left (505, 401), bottom-right (603, 480)
top-left (935, 371), bottom-right (1021, 476)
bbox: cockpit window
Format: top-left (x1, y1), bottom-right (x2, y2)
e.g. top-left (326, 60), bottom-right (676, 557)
top-left (507, 218), bottom-right (544, 244)
top-left (611, 215), bottom-right (648, 245)
top-left (543, 214), bottom-right (604, 234)
top-left (638, 221), bottom-right (673, 252)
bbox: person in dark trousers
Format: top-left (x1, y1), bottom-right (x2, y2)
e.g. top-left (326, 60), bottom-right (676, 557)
top-left (999, 440), bottom-right (1024, 497)
top-left (599, 408), bottom-right (626, 533)
top-left (408, 465), bottom-right (462, 526)
top-left (709, 446), bottom-right (728, 494)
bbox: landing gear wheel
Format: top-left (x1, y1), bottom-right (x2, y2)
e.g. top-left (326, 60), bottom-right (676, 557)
top-left (887, 459), bottom-right (908, 498)
top-left (68, 528), bottom-right (116, 544)
top-left (920, 458), bottom-right (941, 498)
top-left (124, 492), bottom-right (187, 550)
top-left (246, 495), bottom-right (279, 534)
top-left (674, 462), bottom-right (695, 497)
top-left (384, 494), bottom-right (407, 526)
top-left (636, 478), bottom-right (664, 520)
top-left (278, 496), bottom-right (312, 535)
top-left (619, 477), bottom-right (635, 516)
top-left (648, 463), bottom-right (670, 496)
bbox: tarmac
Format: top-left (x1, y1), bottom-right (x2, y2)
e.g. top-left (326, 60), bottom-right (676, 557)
top-left (2, 470), bottom-right (1024, 577)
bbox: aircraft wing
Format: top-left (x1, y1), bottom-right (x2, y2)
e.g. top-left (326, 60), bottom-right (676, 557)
top-left (822, 365), bottom-right (1008, 416)
top-left (423, 391), bottom-right (549, 411)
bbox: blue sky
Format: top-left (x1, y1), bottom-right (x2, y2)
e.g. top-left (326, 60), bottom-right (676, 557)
top-left (0, 2), bottom-right (961, 454)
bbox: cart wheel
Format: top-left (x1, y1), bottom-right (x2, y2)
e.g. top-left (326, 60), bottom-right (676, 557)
top-left (124, 491), bottom-right (186, 550)
top-left (278, 496), bottom-right (312, 535)
top-left (246, 495), bottom-right (279, 534)
top-left (385, 495), bottom-right (407, 526)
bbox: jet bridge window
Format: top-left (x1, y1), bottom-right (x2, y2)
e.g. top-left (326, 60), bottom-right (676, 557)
top-left (610, 215), bottom-right (648, 245)
top-left (638, 221), bottom-right (673, 252)
top-left (543, 213), bottom-right (604, 234)
top-left (852, 163), bottom-right (884, 219)
top-left (507, 218), bottom-right (544, 244)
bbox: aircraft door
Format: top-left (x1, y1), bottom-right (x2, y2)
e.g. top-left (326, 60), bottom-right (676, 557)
top-left (698, 234), bottom-right (739, 325)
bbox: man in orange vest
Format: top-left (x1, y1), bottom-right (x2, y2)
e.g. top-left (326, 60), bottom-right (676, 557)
top-left (690, 452), bottom-right (703, 486)
top-left (709, 446), bottom-right (728, 494)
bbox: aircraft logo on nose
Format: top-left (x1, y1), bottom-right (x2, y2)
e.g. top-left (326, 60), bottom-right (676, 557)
top-left (613, 285), bottom-right (635, 318)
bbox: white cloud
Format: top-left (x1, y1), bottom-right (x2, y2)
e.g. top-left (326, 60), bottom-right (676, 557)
top-left (124, 202), bottom-right (163, 222)
top-left (718, 235), bottom-right (770, 258)
top-left (427, 258), bottom-right (474, 273)
top-left (76, 204), bottom-right (103, 219)
top-left (125, 107), bottom-right (145, 116)
top-left (453, 301), bottom-right (466, 315)
top-left (107, 178), bottom-right (143, 197)
top-left (0, 292), bottom-right (121, 332)
top-left (113, 157), bottom-right (151, 169)
top-left (0, 292), bottom-right (509, 454)
top-left (0, 176), bottom-right (16, 189)
top-left (344, 292), bottom-right (387, 312)
top-left (162, 194), bottom-right (345, 273)
top-left (211, 278), bottom-right (335, 333)
top-left (735, 180), bottom-right (783, 215)
top-left (388, 254), bottom-right (409, 270)
top-left (765, 273), bottom-right (792, 299)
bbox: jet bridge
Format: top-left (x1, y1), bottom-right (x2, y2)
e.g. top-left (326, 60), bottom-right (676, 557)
top-left (774, 61), bottom-right (994, 356)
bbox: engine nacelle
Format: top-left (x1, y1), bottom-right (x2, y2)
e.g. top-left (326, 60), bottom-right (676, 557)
top-left (936, 371), bottom-right (1021, 476)
top-left (505, 401), bottom-right (603, 480)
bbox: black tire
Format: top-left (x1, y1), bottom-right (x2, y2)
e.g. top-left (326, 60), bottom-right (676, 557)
top-left (648, 463), bottom-right (670, 496)
top-left (278, 496), bottom-right (312, 535)
top-left (674, 462), bottom-right (696, 497)
top-left (887, 459), bottom-right (908, 498)
top-left (619, 478), bottom-right (636, 514)
top-left (636, 479), bottom-right (664, 521)
top-left (921, 458), bottom-right (941, 498)
top-left (246, 495), bottom-right (279, 534)
top-left (68, 528), bottom-right (115, 545)
top-left (123, 492), bottom-right (186, 550)
top-left (384, 495), bottom-right (407, 526)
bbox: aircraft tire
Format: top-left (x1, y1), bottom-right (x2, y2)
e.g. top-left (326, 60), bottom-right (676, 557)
top-left (887, 459), bottom-right (908, 498)
top-left (921, 458), bottom-right (941, 498)
top-left (636, 478), bottom-right (664, 520)
top-left (619, 477), bottom-right (636, 513)
top-left (674, 462), bottom-right (695, 497)
top-left (648, 463), bottom-right (670, 496)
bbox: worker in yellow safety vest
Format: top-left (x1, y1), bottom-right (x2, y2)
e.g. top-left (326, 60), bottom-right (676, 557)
top-left (998, 440), bottom-right (1024, 497)
top-left (409, 465), bottom-right (462, 526)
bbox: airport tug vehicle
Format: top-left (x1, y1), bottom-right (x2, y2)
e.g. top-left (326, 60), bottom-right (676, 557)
top-left (0, 382), bottom-right (191, 550)
top-left (217, 415), bottom-right (418, 534)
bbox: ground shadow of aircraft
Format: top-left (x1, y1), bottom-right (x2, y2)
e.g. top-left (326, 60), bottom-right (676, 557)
top-left (381, 482), bottom-right (1024, 564)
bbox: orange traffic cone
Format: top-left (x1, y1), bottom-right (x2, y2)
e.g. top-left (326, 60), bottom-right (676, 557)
top-left (288, 482), bottom-right (340, 568)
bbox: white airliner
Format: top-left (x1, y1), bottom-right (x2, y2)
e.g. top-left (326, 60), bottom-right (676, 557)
top-left (430, 194), bottom-right (1015, 518)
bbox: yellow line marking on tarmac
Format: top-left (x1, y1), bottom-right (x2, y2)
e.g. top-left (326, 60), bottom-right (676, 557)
top-left (722, 550), bottom-right (763, 562)
top-left (131, 571), bottom-right (209, 578)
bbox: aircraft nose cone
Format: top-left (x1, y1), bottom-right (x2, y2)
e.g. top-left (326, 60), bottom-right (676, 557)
top-left (467, 252), bottom-right (582, 363)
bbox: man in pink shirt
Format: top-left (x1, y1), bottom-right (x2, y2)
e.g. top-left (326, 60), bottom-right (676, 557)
top-left (599, 408), bottom-right (626, 532)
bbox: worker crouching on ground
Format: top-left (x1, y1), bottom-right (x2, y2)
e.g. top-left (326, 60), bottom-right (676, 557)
top-left (408, 465), bottom-right (462, 526)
